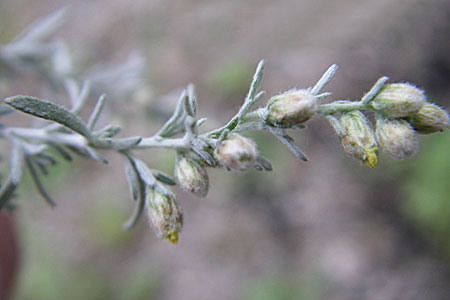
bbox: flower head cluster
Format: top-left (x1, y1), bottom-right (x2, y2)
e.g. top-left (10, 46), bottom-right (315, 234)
top-left (330, 82), bottom-right (449, 164)
top-left (146, 186), bottom-right (183, 244)
top-left (339, 111), bottom-right (378, 168)
top-left (265, 89), bottom-right (318, 127)
top-left (214, 134), bottom-right (259, 172)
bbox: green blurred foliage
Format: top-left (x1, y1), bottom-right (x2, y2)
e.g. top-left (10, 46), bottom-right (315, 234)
top-left (209, 59), bottom-right (253, 101)
top-left (243, 270), bottom-right (326, 300)
top-left (401, 133), bottom-right (450, 256)
top-left (15, 258), bottom-right (110, 300)
top-left (85, 198), bottom-right (134, 249)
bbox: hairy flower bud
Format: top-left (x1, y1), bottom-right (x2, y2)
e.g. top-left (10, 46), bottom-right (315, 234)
top-left (146, 187), bottom-right (183, 244)
top-left (174, 154), bottom-right (209, 197)
top-left (371, 83), bottom-right (426, 117)
top-left (214, 134), bottom-right (258, 171)
top-left (266, 89), bottom-right (318, 127)
top-left (339, 111), bottom-right (378, 168)
top-left (407, 103), bottom-right (450, 134)
top-left (375, 118), bottom-right (418, 159)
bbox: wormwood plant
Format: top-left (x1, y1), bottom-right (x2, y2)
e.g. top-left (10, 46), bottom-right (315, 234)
top-left (0, 10), bottom-right (449, 244)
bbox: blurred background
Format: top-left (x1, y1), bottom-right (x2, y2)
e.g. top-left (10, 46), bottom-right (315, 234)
top-left (0, 0), bottom-right (449, 299)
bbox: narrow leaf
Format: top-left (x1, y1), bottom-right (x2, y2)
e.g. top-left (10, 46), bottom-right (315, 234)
top-left (187, 83), bottom-right (197, 117)
top-left (123, 178), bottom-right (146, 230)
top-left (269, 128), bottom-right (308, 162)
top-left (122, 155), bottom-right (139, 201)
top-left (154, 172), bottom-right (177, 186)
top-left (47, 143), bottom-right (72, 161)
top-left (255, 156), bottom-right (273, 171)
top-left (13, 8), bottom-right (67, 43)
top-left (87, 94), bottom-right (106, 131)
top-left (83, 147), bottom-right (108, 164)
top-left (10, 143), bottom-right (25, 184)
top-left (0, 177), bottom-right (18, 210)
top-left (157, 89), bottom-right (187, 138)
top-left (4, 96), bottom-right (90, 137)
top-left (133, 158), bottom-right (156, 187)
top-left (25, 157), bottom-right (56, 207)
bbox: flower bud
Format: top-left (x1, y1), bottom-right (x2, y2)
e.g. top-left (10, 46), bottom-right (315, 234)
top-left (214, 134), bottom-right (258, 171)
top-left (371, 83), bottom-right (426, 117)
top-left (339, 111), bottom-right (378, 168)
top-left (407, 103), bottom-right (450, 134)
top-left (174, 154), bottom-right (209, 197)
top-left (266, 89), bottom-right (318, 127)
top-left (146, 186), bottom-right (183, 244)
top-left (375, 118), bottom-right (418, 159)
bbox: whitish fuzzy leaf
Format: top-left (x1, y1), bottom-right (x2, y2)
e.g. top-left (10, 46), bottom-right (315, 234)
top-left (133, 158), bottom-right (156, 187)
top-left (123, 155), bottom-right (139, 201)
top-left (154, 171), bottom-right (177, 186)
top-left (0, 177), bottom-right (18, 210)
top-left (4, 96), bottom-right (90, 137)
top-left (25, 157), bottom-right (56, 207)
top-left (123, 177), bottom-right (146, 230)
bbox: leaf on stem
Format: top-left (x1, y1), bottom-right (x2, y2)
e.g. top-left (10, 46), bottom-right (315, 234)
top-left (254, 156), bottom-right (273, 171)
top-left (154, 171), bottom-right (177, 186)
top-left (12, 7), bottom-right (67, 44)
top-left (0, 177), bottom-right (18, 210)
top-left (25, 157), bottom-right (56, 207)
top-left (157, 89), bottom-right (188, 138)
top-left (268, 127), bottom-right (308, 162)
top-left (123, 175), bottom-right (146, 230)
top-left (4, 96), bottom-right (90, 137)
top-left (122, 154), bottom-right (140, 201)
top-left (87, 94), bottom-right (106, 131)
top-left (47, 143), bottom-right (73, 161)
top-left (133, 158), bottom-right (156, 187)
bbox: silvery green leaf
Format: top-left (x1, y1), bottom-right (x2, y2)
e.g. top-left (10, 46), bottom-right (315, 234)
top-left (310, 64), bottom-right (338, 95)
top-left (0, 177), bottom-right (18, 210)
top-left (123, 177), bottom-right (146, 230)
top-left (154, 171), bottom-right (177, 186)
top-left (47, 143), bottom-right (72, 161)
top-left (187, 83), bottom-right (197, 117)
top-left (157, 89), bottom-right (187, 138)
top-left (52, 42), bottom-right (72, 76)
top-left (92, 136), bottom-right (142, 150)
top-left (133, 158), bottom-right (156, 187)
top-left (25, 157), bottom-right (56, 207)
top-left (92, 124), bottom-right (121, 138)
top-left (10, 143), bottom-right (25, 184)
top-left (13, 8), bottom-right (67, 43)
top-left (122, 155), bottom-right (139, 201)
top-left (87, 94), bottom-right (106, 131)
top-left (85, 53), bottom-right (145, 96)
top-left (246, 59), bottom-right (264, 103)
top-left (21, 143), bottom-right (47, 156)
top-left (83, 147), bottom-right (108, 164)
top-left (4, 96), bottom-right (90, 137)
top-left (191, 138), bottom-right (216, 166)
top-left (255, 156), bottom-right (273, 171)
top-left (34, 160), bottom-right (49, 176)
top-left (196, 118), bottom-right (207, 128)
top-left (268, 128), bottom-right (308, 162)
top-left (35, 152), bottom-right (58, 165)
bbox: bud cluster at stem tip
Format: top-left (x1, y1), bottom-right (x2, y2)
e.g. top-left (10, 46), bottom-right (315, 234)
top-left (339, 111), bottom-right (378, 168)
top-left (146, 186), bottom-right (183, 244)
top-left (214, 134), bottom-right (258, 172)
top-left (407, 103), bottom-right (450, 133)
top-left (375, 118), bottom-right (418, 160)
top-left (371, 83), bottom-right (426, 117)
top-left (174, 154), bottom-right (209, 197)
top-left (265, 89), bottom-right (318, 127)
